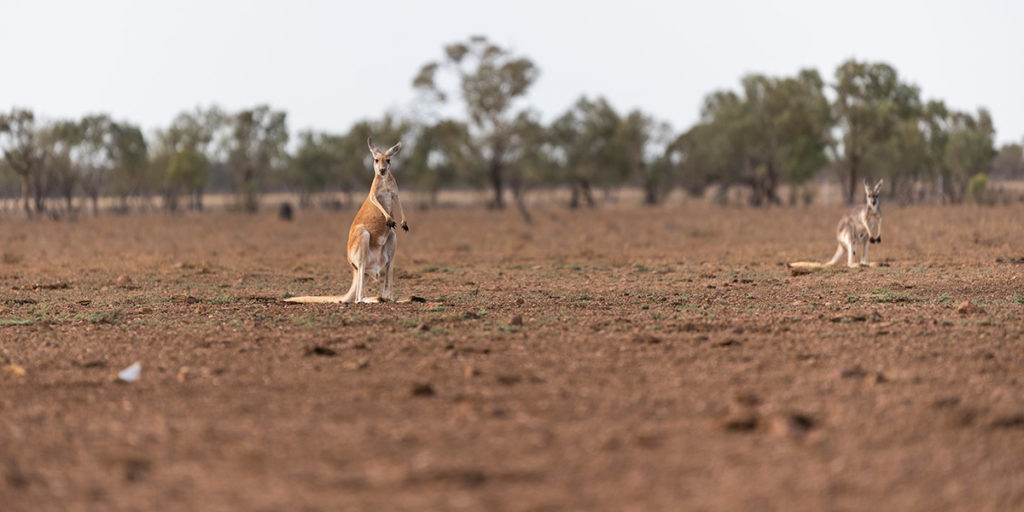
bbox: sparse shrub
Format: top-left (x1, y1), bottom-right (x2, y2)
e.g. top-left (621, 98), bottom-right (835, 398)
top-left (967, 173), bottom-right (989, 204)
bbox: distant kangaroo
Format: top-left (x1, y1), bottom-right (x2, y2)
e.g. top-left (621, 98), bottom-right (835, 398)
top-left (338, 138), bottom-right (409, 303)
top-left (790, 179), bottom-right (883, 270)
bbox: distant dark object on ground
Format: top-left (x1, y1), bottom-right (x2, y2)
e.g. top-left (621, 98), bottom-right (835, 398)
top-left (278, 202), bottom-right (293, 221)
top-left (319, 198), bottom-right (344, 211)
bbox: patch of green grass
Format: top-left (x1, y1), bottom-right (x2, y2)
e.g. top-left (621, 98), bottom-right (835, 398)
top-left (935, 293), bottom-right (952, 304)
top-left (1011, 294), bottom-right (1024, 305)
top-left (208, 295), bottom-right (238, 305)
top-left (869, 288), bottom-right (920, 304)
top-left (0, 312), bottom-right (48, 326)
top-left (846, 296), bottom-right (860, 304)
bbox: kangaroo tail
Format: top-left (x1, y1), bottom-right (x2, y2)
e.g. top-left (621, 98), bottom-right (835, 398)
top-left (788, 244), bottom-right (845, 271)
top-left (824, 243), bottom-right (844, 266)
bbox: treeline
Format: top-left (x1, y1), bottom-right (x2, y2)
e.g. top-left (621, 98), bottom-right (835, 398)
top-left (3, 36), bottom-right (1023, 219)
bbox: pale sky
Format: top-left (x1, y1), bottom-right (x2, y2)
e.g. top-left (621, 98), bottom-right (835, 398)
top-left (2, 0), bottom-right (1022, 145)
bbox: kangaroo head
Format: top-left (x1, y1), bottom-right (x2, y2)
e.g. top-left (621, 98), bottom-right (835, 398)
top-left (367, 137), bottom-right (402, 177)
top-left (863, 179), bottom-right (883, 211)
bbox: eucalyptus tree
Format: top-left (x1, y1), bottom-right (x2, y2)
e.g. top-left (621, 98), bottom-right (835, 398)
top-left (941, 108), bottom-right (995, 203)
top-left (291, 130), bottom-right (339, 208)
top-left (155, 106), bottom-right (225, 211)
top-left (405, 119), bottom-right (473, 207)
top-left (107, 121), bottom-right (149, 211)
top-left (991, 142), bottom-right (1024, 179)
top-left (223, 105), bottom-right (288, 212)
top-left (42, 119), bottom-right (85, 213)
top-left (831, 60), bottom-right (922, 203)
top-left (549, 96), bottom-right (621, 208)
top-left (413, 35), bottom-right (540, 213)
top-left (0, 108), bottom-right (47, 217)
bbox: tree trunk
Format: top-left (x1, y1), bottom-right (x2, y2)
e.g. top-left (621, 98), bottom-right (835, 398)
top-left (488, 159), bottom-right (504, 209)
top-left (579, 180), bottom-right (596, 208)
top-left (20, 174), bottom-right (32, 218)
top-left (510, 177), bottom-right (532, 224)
top-left (845, 154), bottom-right (860, 205)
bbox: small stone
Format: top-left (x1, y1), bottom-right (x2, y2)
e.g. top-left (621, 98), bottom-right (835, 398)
top-left (176, 366), bottom-right (190, 382)
top-left (116, 275), bottom-right (132, 288)
top-left (515, 298), bottom-right (525, 305)
top-left (719, 412), bottom-right (759, 432)
top-left (410, 383), bottom-right (435, 397)
top-left (304, 346), bottom-right (337, 357)
top-left (509, 315), bottom-right (523, 327)
top-left (770, 413), bottom-right (816, 438)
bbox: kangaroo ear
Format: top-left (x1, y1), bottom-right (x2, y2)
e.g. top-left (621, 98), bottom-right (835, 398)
top-left (864, 180), bottom-right (872, 195)
top-left (874, 179), bottom-right (884, 193)
top-left (386, 141), bottom-right (402, 157)
top-left (367, 137), bottom-right (379, 155)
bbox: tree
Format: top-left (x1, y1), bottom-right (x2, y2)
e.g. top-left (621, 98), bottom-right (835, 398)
top-left (77, 115), bottom-right (115, 215)
top-left (991, 143), bottom-right (1024, 179)
top-left (166, 148), bottom-right (209, 212)
top-left (405, 119), bottom-right (473, 207)
top-left (413, 35), bottom-right (540, 215)
top-left (154, 107), bottom-right (225, 211)
top-left (42, 119), bottom-right (85, 214)
top-left (223, 106), bottom-right (288, 212)
top-left (675, 70), bottom-right (830, 205)
top-left (549, 96), bottom-right (622, 208)
top-left (941, 109), bottom-right (995, 203)
top-left (618, 110), bottom-right (674, 205)
top-left (290, 131), bottom-right (339, 208)
top-left (0, 108), bottom-right (48, 217)
top-left (107, 121), bottom-right (149, 212)
top-left (831, 60), bottom-right (922, 203)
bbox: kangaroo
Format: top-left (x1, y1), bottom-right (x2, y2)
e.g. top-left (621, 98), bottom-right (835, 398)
top-left (790, 179), bottom-right (883, 270)
top-left (338, 138), bottom-right (408, 302)
top-left (284, 137), bottom-right (408, 304)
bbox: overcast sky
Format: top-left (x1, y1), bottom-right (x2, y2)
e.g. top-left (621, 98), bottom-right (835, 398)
top-left (2, 0), bottom-right (1022, 145)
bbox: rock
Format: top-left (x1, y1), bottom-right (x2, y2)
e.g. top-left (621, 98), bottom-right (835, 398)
top-left (410, 383), bottom-right (435, 397)
top-left (509, 315), bottom-right (523, 327)
top-left (719, 412), bottom-right (759, 432)
top-left (770, 413), bottom-right (816, 438)
top-left (305, 345), bottom-right (337, 357)
top-left (957, 301), bottom-right (985, 315)
top-left (117, 362), bottom-right (141, 383)
top-left (116, 275), bottom-right (132, 288)
top-left (837, 365), bottom-right (868, 379)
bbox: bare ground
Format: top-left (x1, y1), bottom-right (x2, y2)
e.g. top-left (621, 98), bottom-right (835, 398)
top-left (1, 204), bottom-right (1023, 511)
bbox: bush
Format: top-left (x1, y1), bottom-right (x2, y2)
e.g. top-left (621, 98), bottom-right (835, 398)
top-left (967, 173), bottom-right (989, 204)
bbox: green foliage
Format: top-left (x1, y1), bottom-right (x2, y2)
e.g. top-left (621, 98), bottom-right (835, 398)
top-left (967, 173), bottom-right (989, 203)
top-left (414, 36), bottom-right (539, 213)
top-left (223, 106), bottom-right (288, 212)
top-left (672, 69), bottom-right (830, 205)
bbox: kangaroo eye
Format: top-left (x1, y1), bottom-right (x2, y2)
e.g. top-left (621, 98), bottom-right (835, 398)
top-left (386, 159), bottom-right (391, 164)
top-left (374, 158), bottom-right (379, 163)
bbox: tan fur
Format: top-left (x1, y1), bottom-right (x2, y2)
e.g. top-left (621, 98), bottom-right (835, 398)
top-left (789, 179), bottom-right (883, 270)
top-left (336, 137), bottom-right (408, 303)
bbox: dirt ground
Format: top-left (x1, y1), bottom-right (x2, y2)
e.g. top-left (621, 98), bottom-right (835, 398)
top-left (1, 203), bottom-right (1023, 511)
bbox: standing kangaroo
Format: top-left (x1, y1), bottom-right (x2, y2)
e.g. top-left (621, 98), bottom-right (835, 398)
top-left (337, 138), bottom-right (409, 303)
top-left (790, 179), bottom-right (883, 270)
